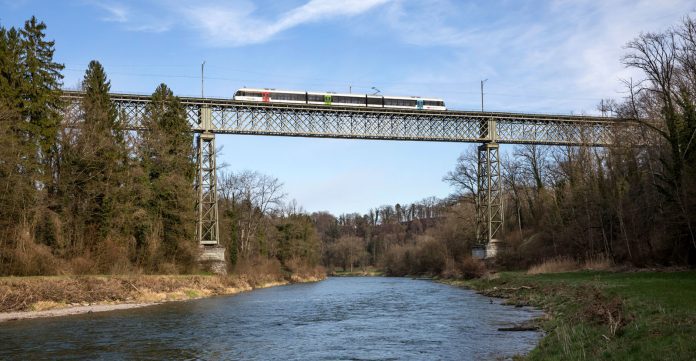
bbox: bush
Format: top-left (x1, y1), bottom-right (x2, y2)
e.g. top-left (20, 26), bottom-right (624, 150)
top-left (459, 257), bottom-right (486, 279)
top-left (415, 237), bottom-right (447, 275)
top-left (441, 257), bottom-right (463, 279)
top-left (234, 256), bottom-right (283, 286)
top-left (382, 244), bottom-right (417, 276)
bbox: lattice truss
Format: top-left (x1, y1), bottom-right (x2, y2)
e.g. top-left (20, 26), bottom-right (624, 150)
top-left (476, 144), bottom-right (503, 245)
top-left (186, 104), bottom-right (490, 142)
top-left (195, 134), bottom-right (219, 246)
top-left (62, 91), bottom-right (626, 146)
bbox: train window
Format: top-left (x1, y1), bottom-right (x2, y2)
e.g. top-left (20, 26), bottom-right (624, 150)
top-left (367, 97), bottom-right (382, 105)
top-left (335, 96), bottom-right (359, 104)
top-left (308, 94), bottom-right (323, 102)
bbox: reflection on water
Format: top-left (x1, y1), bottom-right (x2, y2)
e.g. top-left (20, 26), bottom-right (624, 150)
top-left (0, 277), bottom-right (542, 360)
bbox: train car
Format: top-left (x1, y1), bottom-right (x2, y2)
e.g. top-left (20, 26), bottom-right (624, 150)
top-left (233, 88), bottom-right (446, 111)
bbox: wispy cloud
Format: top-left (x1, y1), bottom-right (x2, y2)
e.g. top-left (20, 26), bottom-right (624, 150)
top-left (179, 0), bottom-right (393, 46)
top-left (91, 1), bottom-right (129, 23)
top-left (89, 0), bottom-right (172, 32)
top-left (379, 0), bottom-right (695, 113)
top-left (88, 0), bottom-right (391, 44)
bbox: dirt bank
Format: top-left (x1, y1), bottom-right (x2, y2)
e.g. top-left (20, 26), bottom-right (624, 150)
top-left (0, 273), bottom-right (325, 322)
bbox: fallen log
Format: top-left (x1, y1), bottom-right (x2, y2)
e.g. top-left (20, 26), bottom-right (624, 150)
top-left (498, 325), bottom-right (540, 332)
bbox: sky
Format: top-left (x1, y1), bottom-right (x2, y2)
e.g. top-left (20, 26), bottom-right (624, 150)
top-left (1, 0), bottom-right (694, 215)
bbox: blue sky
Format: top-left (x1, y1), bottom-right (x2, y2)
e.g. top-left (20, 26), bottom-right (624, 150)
top-left (1, 0), bottom-right (693, 215)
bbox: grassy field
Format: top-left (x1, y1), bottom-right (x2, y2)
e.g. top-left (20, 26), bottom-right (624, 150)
top-left (449, 270), bottom-right (696, 360)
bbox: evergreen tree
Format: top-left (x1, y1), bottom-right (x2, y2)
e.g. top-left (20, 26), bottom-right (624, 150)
top-left (59, 61), bottom-right (128, 252)
top-left (0, 27), bottom-right (26, 110)
top-left (141, 83), bottom-right (196, 268)
top-left (20, 16), bottom-right (64, 190)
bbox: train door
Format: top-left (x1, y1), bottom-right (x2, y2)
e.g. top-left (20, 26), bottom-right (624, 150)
top-left (324, 94), bottom-right (332, 105)
top-left (262, 91), bottom-right (270, 102)
top-left (416, 99), bottom-right (424, 110)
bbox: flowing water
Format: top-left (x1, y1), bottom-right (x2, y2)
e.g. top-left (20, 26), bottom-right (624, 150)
top-left (0, 277), bottom-right (542, 360)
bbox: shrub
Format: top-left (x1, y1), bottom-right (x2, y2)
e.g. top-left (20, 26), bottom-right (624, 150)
top-left (415, 237), bottom-right (447, 275)
top-left (459, 257), bottom-right (486, 279)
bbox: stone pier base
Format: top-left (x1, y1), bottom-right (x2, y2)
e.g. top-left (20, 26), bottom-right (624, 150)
top-left (485, 239), bottom-right (506, 258)
top-left (199, 246), bottom-right (227, 275)
top-left (471, 239), bottom-right (506, 259)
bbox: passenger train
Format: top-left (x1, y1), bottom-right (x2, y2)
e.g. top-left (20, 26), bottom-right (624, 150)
top-left (233, 88), bottom-right (446, 111)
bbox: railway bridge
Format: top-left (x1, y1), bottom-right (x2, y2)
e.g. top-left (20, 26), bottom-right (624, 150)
top-left (61, 90), bottom-right (631, 260)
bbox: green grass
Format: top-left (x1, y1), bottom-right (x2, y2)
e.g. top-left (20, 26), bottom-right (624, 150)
top-left (456, 270), bottom-right (696, 360)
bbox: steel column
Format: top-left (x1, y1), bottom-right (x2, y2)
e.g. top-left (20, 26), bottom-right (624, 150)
top-left (195, 106), bottom-right (219, 245)
top-left (476, 142), bottom-right (503, 245)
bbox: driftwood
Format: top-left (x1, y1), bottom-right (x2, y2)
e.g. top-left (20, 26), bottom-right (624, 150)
top-left (492, 285), bottom-right (533, 291)
top-left (498, 325), bottom-right (540, 332)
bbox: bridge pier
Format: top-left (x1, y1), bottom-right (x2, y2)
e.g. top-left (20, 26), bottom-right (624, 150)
top-left (475, 117), bottom-right (504, 258)
top-left (195, 106), bottom-right (225, 274)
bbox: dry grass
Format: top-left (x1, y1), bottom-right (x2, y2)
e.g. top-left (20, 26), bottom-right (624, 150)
top-left (528, 255), bottom-right (614, 274)
top-left (528, 256), bottom-right (580, 274)
top-left (29, 300), bottom-right (66, 311)
top-left (583, 255), bottom-right (613, 271)
top-left (0, 270), bottom-right (325, 313)
top-left (284, 258), bottom-right (326, 282)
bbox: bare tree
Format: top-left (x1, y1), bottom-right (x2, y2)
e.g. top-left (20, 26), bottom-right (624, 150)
top-left (218, 170), bottom-right (286, 258)
top-left (443, 145), bottom-right (479, 205)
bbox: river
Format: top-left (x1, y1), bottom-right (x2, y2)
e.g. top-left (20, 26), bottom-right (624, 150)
top-left (0, 277), bottom-right (542, 360)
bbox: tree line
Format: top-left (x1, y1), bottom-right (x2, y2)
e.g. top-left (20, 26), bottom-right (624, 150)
top-left (314, 16), bottom-right (696, 275)
top-left (2, 15), bottom-right (694, 277)
top-left (0, 17), bottom-right (322, 276)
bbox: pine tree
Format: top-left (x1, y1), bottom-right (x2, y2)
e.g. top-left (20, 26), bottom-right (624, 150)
top-left (0, 27), bottom-right (26, 110)
top-left (141, 83), bottom-right (196, 269)
top-left (82, 60), bottom-right (116, 130)
top-left (60, 61), bottom-right (129, 247)
top-left (20, 16), bottom-right (64, 190)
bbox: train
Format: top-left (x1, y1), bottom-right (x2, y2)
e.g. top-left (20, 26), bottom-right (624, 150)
top-left (233, 88), bottom-right (446, 111)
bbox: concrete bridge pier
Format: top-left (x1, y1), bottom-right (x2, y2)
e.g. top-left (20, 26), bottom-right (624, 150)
top-left (199, 246), bottom-right (227, 275)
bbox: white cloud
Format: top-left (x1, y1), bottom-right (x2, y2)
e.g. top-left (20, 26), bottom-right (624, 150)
top-left (89, 0), bottom-right (173, 33)
top-left (92, 1), bottom-right (129, 23)
top-left (179, 0), bottom-right (393, 46)
top-left (379, 0), bottom-right (695, 113)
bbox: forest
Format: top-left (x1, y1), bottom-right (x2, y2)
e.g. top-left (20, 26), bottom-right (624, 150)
top-left (1, 16), bottom-right (695, 277)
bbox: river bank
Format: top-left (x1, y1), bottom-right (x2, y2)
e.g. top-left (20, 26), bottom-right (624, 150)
top-left (0, 272), bottom-right (325, 322)
top-left (1, 276), bottom-right (542, 359)
top-left (444, 270), bottom-right (696, 360)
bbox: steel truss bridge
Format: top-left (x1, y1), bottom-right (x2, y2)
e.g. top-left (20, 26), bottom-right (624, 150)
top-left (62, 91), bottom-right (630, 252)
